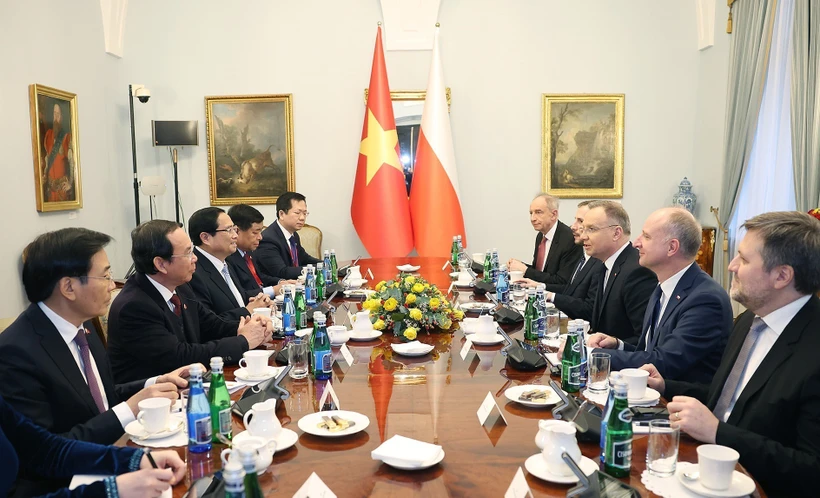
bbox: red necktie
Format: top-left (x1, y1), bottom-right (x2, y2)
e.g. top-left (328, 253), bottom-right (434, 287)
top-left (536, 236), bottom-right (547, 271)
top-left (74, 329), bottom-right (106, 414)
top-left (169, 294), bottom-right (182, 317)
top-left (244, 252), bottom-right (264, 286)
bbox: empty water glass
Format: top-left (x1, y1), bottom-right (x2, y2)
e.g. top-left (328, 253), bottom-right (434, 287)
top-left (588, 352), bottom-right (610, 394)
top-left (546, 309), bottom-right (560, 340)
top-left (288, 339), bottom-right (309, 379)
top-left (647, 419), bottom-right (679, 477)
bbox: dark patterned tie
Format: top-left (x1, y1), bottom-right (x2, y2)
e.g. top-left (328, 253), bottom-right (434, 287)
top-left (169, 294), bottom-right (182, 317)
top-left (712, 317), bottom-right (767, 419)
top-left (289, 236), bottom-right (299, 268)
top-left (74, 329), bottom-right (106, 414)
top-left (644, 286), bottom-right (663, 351)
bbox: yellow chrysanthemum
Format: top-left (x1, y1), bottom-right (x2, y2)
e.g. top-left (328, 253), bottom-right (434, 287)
top-left (429, 298), bottom-right (441, 309)
top-left (409, 308), bottom-right (423, 321)
top-left (383, 297), bottom-right (398, 311)
top-left (453, 309), bottom-right (465, 320)
top-left (392, 282), bottom-right (400, 288)
top-left (412, 283), bottom-right (425, 293)
top-left (375, 280), bottom-right (387, 292)
top-left (440, 318), bottom-right (452, 329)
top-left (424, 283), bottom-right (431, 290)
top-left (403, 327), bottom-right (418, 340)
top-left (404, 275), bottom-right (416, 285)
top-left (405, 293), bottom-right (417, 305)
top-left (373, 319), bottom-right (385, 330)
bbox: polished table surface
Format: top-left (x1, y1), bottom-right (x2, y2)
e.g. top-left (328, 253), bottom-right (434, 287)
top-left (152, 257), bottom-right (764, 497)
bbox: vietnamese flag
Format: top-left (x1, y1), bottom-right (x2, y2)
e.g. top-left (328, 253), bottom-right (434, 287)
top-left (409, 27), bottom-right (466, 256)
top-left (351, 27), bottom-right (414, 257)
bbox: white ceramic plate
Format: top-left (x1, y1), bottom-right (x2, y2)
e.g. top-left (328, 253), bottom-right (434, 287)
top-left (381, 450), bottom-right (445, 470)
top-left (297, 410), bottom-right (370, 438)
top-left (343, 289), bottom-right (375, 298)
top-left (124, 414), bottom-right (185, 440)
top-left (232, 428), bottom-right (299, 452)
top-left (348, 330), bottom-right (383, 341)
top-left (525, 454), bottom-right (598, 484)
top-left (504, 384), bottom-right (563, 407)
top-left (391, 343), bottom-right (434, 357)
top-left (234, 366), bottom-right (282, 382)
top-left (397, 264), bottom-right (421, 272)
top-left (453, 281), bottom-right (474, 288)
top-left (470, 333), bottom-right (505, 346)
top-left (460, 302), bottom-right (495, 312)
top-left (676, 462), bottom-right (756, 498)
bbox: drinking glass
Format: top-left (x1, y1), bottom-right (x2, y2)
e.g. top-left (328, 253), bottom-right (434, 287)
top-left (511, 283), bottom-right (527, 309)
top-left (288, 338), bottom-right (309, 379)
top-left (647, 420), bottom-right (679, 477)
top-left (546, 309), bottom-right (560, 340)
top-left (588, 352), bottom-right (611, 394)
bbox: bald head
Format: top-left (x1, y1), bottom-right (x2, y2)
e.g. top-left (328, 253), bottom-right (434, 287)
top-left (635, 207), bottom-right (702, 280)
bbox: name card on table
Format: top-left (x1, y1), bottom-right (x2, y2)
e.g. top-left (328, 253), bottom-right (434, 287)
top-left (337, 343), bottom-right (354, 366)
top-left (441, 260), bottom-right (450, 271)
top-left (367, 268), bottom-right (374, 280)
top-left (477, 391), bottom-right (507, 426)
top-left (293, 472), bottom-right (337, 498)
top-left (447, 281), bottom-right (455, 296)
top-left (505, 467), bottom-right (533, 498)
top-left (460, 337), bottom-right (474, 360)
top-left (318, 382), bottom-right (341, 410)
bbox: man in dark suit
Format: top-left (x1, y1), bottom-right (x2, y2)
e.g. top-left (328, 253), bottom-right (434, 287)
top-left (255, 192), bottom-right (321, 280)
top-left (642, 211), bottom-right (820, 497)
top-left (587, 208), bottom-right (732, 383)
top-left (107, 220), bottom-right (272, 384)
top-left (226, 204), bottom-right (294, 297)
top-left (583, 200), bottom-right (657, 343)
top-left (0, 228), bottom-right (190, 496)
top-left (543, 200), bottom-right (605, 321)
top-left (187, 207), bottom-right (271, 320)
top-left (508, 194), bottom-right (583, 286)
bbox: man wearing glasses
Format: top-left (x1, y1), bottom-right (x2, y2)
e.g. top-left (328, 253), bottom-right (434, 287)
top-left (107, 220), bottom-right (272, 384)
top-left (187, 207), bottom-right (274, 323)
top-left (255, 191), bottom-right (321, 280)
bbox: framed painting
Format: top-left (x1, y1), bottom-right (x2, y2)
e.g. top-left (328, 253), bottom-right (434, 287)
top-left (29, 84), bottom-right (83, 212)
top-left (205, 94), bottom-right (295, 205)
top-left (542, 94), bottom-right (624, 198)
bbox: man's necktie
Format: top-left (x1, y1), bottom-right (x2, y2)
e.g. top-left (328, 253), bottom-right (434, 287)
top-left (289, 236), bottom-right (299, 268)
top-left (74, 329), bottom-right (106, 414)
top-left (535, 237), bottom-right (547, 271)
top-left (220, 264), bottom-right (233, 287)
top-left (644, 286), bottom-right (663, 351)
top-left (569, 257), bottom-right (586, 285)
top-left (712, 317), bottom-right (767, 419)
top-left (244, 253), bottom-right (264, 286)
top-left (169, 294), bottom-right (182, 317)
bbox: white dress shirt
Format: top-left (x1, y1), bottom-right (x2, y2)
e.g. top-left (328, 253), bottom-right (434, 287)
top-left (602, 241), bottom-right (631, 289)
top-left (38, 302), bottom-right (156, 429)
top-left (237, 248), bottom-right (276, 297)
top-left (720, 294), bottom-right (812, 422)
top-left (196, 247), bottom-right (245, 307)
top-left (537, 222), bottom-right (559, 271)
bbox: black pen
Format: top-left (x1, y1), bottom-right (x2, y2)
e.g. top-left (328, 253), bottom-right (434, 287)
top-left (145, 451), bottom-right (158, 469)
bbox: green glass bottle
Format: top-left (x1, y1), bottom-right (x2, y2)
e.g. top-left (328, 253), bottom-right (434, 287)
top-left (315, 262), bottom-right (326, 301)
top-left (450, 236), bottom-right (459, 268)
top-left (561, 323), bottom-right (582, 393)
top-left (207, 357), bottom-right (232, 443)
top-left (295, 285), bottom-right (307, 329)
top-left (330, 249), bottom-right (339, 283)
top-left (483, 249), bottom-right (493, 283)
top-left (524, 289), bottom-right (538, 341)
top-left (239, 446), bottom-right (264, 498)
top-left (604, 381), bottom-right (633, 478)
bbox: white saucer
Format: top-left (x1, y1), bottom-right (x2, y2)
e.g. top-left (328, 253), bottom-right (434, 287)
top-left (124, 414), bottom-right (185, 440)
top-left (628, 387), bottom-right (661, 406)
top-left (470, 333), bottom-right (505, 345)
top-left (343, 289), bottom-right (375, 298)
top-left (295, 328), bottom-right (312, 338)
top-left (453, 281), bottom-right (474, 288)
top-left (235, 366), bottom-right (280, 382)
top-left (449, 272), bottom-right (460, 278)
top-left (460, 302), bottom-right (495, 313)
top-left (391, 342), bottom-right (434, 357)
top-left (348, 330), bottom-right (382, 341)
top-left (382, 449), bottom-right (445, 470)
top-left (524, 454), bottom-right (598, 484)
top-left (676, 462), bottom-right (755, 497)
top-left (232, 427), bottom-right (299, 452)
top-left (397, 264), bottom-right (421, 272)
top-left (504, 384), bottom-right (563, 407)
top-left (297, 410), bottom-right (370, 438)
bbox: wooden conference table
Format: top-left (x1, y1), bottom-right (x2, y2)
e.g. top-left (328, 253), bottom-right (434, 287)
top-left (155, 257), bottom-right (764, 497)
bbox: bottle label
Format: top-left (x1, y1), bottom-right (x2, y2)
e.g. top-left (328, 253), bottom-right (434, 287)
top-left (571, 341), bottom-right (581, 353)
top-left (192, 416), bottom-right (212, 444)
top-left (617, 408), bottom-right (633, 424)
top-left (314, 351), bottom-right (332, 373)
top-left (299, 313), bottom-right (307, 328)
top-left (283, 313), bottom-right (295, 333)
top-left (534, 317), bottom-right (546, 336)
top-left (218, 408), bottom-right (232, 435)
top-left (563, 363), bottom-right (581, 387)
top-left (498, 289), bottom-right (509, 304)
top-left (609, 439), bottom-right (632, 469)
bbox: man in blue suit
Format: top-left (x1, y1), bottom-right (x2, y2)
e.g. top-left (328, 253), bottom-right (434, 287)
top-left (587, 207), bottom-right (732, 384)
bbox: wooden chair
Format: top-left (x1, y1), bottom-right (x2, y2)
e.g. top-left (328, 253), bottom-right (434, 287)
top-left (0, 317), bottom-right (15, 334)
top-left (92, 286), bottom-right (122, 348)
top-left (299, 224), bottom-right (323, 259)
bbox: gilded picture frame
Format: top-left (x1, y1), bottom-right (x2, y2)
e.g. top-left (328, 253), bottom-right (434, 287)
top-left (205, 94), bottom-right (295, 206)
top-left (29, 84), bottom-right (83, 212)
top-left (542, 94), bottom-right (624, 198)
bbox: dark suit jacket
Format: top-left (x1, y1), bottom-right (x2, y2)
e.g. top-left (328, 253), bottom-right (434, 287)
top-left (107, 273), bottom-right (249, 384)
top-left (255, 221), bottom-right (321, 280)
top-left (591, 243), bottom-right (658, 343)
top-left (600, 264), bottom-right (732, 383)
top-left (189, 248), bottom-right (253, 321)
top-left (665, 295), bottom-right (820, 497)
top-left (227, 250), bottom-right (280, 291)
top-left (549, 256), bottom-right (604, 321)
top-left (0, 304), bottom-right (146, 496)
top-left (524, 221), bottom-right (583, 286)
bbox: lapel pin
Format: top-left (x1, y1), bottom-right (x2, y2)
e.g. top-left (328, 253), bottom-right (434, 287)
top-left (183, 304), bottom-right (188, 310)
top-left (676, 295), bottom-right (681, 300)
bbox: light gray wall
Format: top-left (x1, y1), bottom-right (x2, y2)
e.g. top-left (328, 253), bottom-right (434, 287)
top-left (0, 0), bottom-right (731, 318)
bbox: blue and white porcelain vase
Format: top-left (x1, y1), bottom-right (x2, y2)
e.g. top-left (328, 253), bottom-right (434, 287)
top-left (672, 177), bottom-right (696, 214)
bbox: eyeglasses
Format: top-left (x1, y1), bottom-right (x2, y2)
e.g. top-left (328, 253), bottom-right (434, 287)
top-left (214, 225), bottom-right (239, 234)
top-left (579, 224), bottom-right (620, 235)
top-left (289, 210), bottom-right (309, 217)
top-left (80, 272), bottom-right (114, 282)
top-left (170, 247), bottom-right (195, 259)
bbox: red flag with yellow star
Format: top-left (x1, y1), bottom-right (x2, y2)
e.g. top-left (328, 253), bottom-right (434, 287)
top-left (351, 27), bottom-right (414, 257)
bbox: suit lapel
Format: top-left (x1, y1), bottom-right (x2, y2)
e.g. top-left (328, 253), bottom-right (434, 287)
top-left (646, 265), bottom-right (700, 350)
top-left (135, 273), bottom-right (185, 340)
top-left (229, 252), bottom-right (253, 283)
top-left (707, 311), bottom-right (755, 407)
top-left (636, 285), bottom-right (661, 350)
top-left (564, 258), bottom-right (586, 294)
top-left (273, 221), bottom-right (296, 266)
top-left (198, 250), bottom-right (241, 306)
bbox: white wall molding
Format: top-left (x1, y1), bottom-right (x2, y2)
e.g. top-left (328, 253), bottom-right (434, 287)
top-left (696, 0), bottom-right (716, 50)
top-left (379, 0), bottom-right (441, 51)
top-left (100, 0), bottom-right (128, 57)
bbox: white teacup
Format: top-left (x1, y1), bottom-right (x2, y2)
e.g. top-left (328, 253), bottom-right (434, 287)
top-left (137, 398), bottom-right (171, 433)
top-left (278, 284), bottom-right (296, 296)
top-left (457, 270), bottom-right (472, 284)
top-left (697, 444), bottom-right (739, 490)
top-left (327, 325), bottom-right (348, 343)
top-left (221, 436), bottom-right (277, 474)
top-left (620, 368), bottom-right (649, 399)
top-left (253, 307), bottom-right (272, 318)
top-left (509, 270), bottom-right (524, 282)
top-left (239, 350), bottom-right (271, 376)
top-left (346, 278), bottom-right (367, 289)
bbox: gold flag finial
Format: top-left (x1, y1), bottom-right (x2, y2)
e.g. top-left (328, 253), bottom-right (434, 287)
top-left (435, 22), bottom-right (440, 28)
top-left (727, 0), bottom-right (735, 34)
top-left (378, 21), bottom-right (382, 27)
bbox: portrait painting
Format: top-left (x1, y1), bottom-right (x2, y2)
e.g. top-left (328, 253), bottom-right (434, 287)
top-left (205, 94), bottom-right (295, 205)
top-left (542, 94), bottom-right (624, 198)
top-left (29, 84), bottom-right (83, 212)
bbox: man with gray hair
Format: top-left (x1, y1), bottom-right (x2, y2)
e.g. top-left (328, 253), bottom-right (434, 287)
top-left (587, 207), bottom-right (732, 383)
top-left (508, 193), bottom-right (582, 285)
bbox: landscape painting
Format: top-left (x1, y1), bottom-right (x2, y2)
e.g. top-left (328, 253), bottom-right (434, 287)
top-left (205, 94), bottom-right (295, 205)
top-left (542, 94), bottom-right (624, 198)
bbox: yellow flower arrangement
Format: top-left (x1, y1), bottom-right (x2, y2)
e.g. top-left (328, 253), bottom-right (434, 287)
top-left (364, 273), bottom-right (463, 341)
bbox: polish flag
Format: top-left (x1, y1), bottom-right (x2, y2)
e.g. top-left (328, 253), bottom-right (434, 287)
top-left (409, 28), bottom-right (466, 257)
